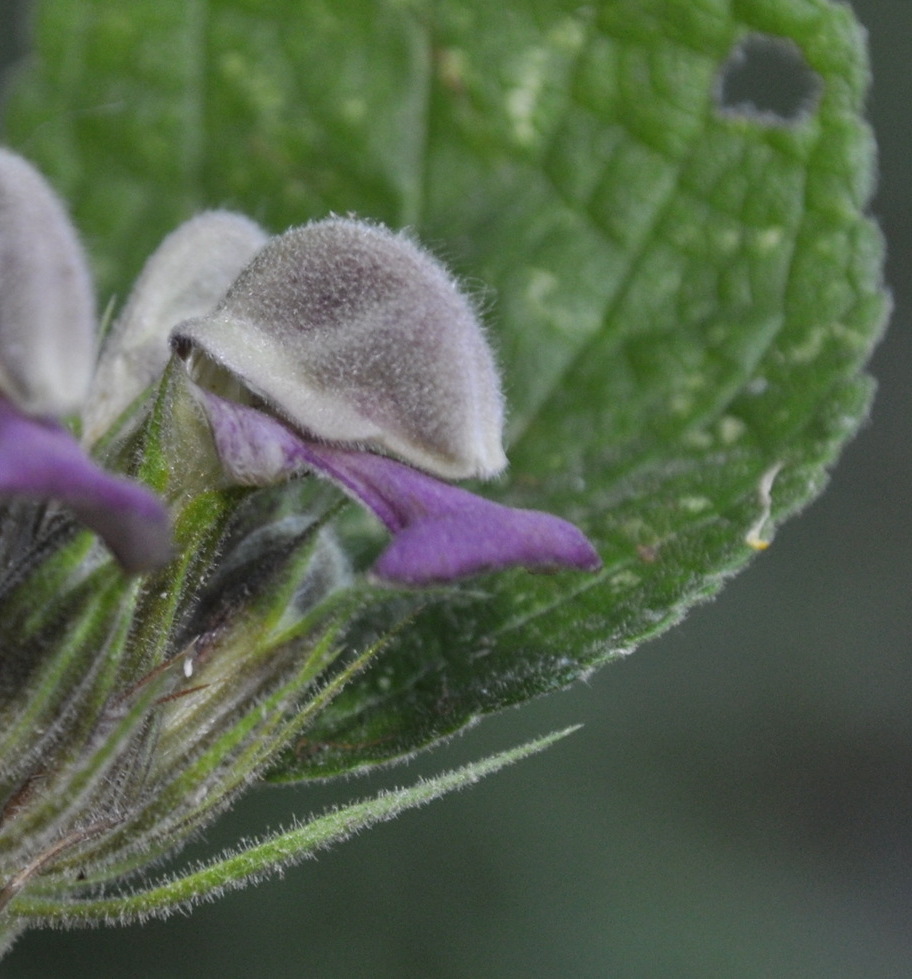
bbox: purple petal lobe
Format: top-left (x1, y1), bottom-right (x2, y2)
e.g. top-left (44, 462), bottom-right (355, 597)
top-left (0, 398), bottom-right (171, 572)
top-left (200, 392), bottom-right (601, 586)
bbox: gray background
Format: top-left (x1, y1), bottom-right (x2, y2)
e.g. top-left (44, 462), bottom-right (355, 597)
top-left (3, 0), bottom-right (911, 975)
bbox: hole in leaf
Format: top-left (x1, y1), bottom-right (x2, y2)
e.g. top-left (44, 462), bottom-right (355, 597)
top-left (716, 34), bottom-right (821, 124)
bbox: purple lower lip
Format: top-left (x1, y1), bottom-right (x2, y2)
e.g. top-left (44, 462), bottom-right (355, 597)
top-left (0, 397), bottom-right (171, 572)
top-left (199, 391), bottom-right (601, 586)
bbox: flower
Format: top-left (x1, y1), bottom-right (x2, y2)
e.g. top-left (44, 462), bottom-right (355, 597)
top-left (0, 145), bottom-right (599, 584)
top-left (170, 218), bottom-right (601, 585)
top-left (0, 148), bottom-right (171, 571)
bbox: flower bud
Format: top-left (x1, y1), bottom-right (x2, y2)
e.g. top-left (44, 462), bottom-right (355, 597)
top-left (85, 211), bottom-right (268, 443)
top-left (0, 147), bottom-right (96, 417)
top-left (171, 218), bottom-right (507, 480)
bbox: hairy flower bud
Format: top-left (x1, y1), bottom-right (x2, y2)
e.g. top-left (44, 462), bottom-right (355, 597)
top-left (171, 218), bottom-right (507, 480)
top-left (85, 211), bottom-right (268, 444)
top-left (0, 148), bottom-right (95, 417)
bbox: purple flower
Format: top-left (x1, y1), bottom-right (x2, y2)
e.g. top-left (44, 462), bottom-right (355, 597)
top-left (172, 219), bottom-right (601, 586)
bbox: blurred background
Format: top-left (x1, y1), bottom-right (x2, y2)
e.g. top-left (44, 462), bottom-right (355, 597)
top-left (2, 0), bottom-right (910, 975)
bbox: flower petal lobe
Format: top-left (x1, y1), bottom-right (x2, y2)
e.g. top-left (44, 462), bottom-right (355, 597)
top-left (0, 398), bottom-right (171, 571)
top-left (198, 392), bottom-right (600, 586)
top-left (0, 148), bottom-right (96, 417)
top-left (172, 218), bottom-right (507, 480)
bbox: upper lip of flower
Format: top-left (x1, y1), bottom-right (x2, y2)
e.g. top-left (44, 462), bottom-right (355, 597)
top-left (170, 217), bottom-right (511, 482)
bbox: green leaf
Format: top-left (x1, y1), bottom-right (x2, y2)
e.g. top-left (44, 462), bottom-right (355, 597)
top-left (1, 0), bottom-right (888, 776)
